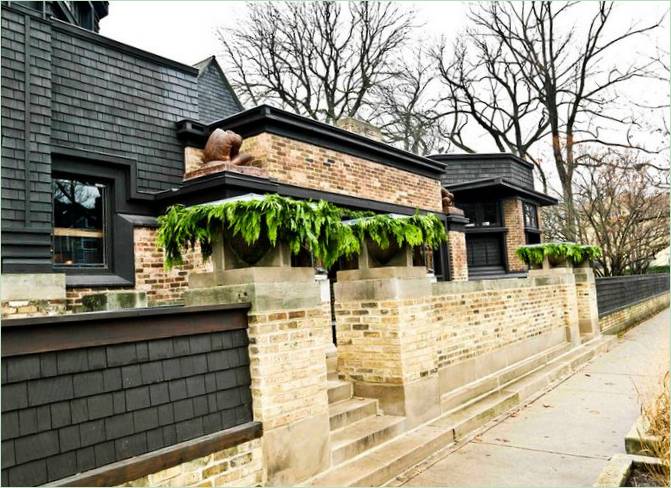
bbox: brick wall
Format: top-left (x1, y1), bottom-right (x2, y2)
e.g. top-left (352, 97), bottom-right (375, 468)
top-left (446, 230), bottom-right (468, 281)
top-left (502, 197), bottom-right (526, 272)
top-left (431, 278), bottom-right (574, 369)
top-left (66, 227), bottom-right (212, 311)
top-left (240, 133), bottom-right (443, 212)
top-left (122, 438), bottom-right (263, 488)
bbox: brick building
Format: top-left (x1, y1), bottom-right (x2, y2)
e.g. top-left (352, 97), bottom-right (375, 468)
top-left (1, 0), bottom-right (554, 317)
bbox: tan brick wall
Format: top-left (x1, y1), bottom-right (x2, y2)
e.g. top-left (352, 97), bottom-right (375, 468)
top-left (335, 297), bottom-right (435, 384)
top-left (432, 278), bottom-right (574, 369)
top-left (502, 197), bottom-right (527, 272)
top-left (247, 304), bottom-right (331, 430)
top-left (240, 133), bottom-right (443, 212)
top-left (599, 293), bottom-right (669, 334)
top-left (446, 230), bottom-right (468, 281)
top-left (66, 227), bottom-right (212, 311)
top-left (121, 438), bottom-right (264, 488)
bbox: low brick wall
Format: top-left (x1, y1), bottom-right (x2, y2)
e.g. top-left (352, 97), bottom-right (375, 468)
top-left (600, 292), bottom-right (670, 335)
top-left (432, 276), bottom-right (575, 373)
top-left (122, 437), bottom-right (263, 487)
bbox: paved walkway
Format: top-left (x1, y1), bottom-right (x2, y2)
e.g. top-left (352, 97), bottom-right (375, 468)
top-left (396, 309), bottom-right (669, 487)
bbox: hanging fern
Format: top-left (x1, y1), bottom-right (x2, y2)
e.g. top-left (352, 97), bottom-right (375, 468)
top-left (516, 242), bottom-right (602, 266)
top-left (157, 194), bottom-right (446, 270)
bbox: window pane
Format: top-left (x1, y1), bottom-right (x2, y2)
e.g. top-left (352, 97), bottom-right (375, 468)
top-left (53, 178), bottom-right (106, 267)
top-left (523, 203), bottom-right (538, 229)
top-left (481, 202), bottom-right (499, 226)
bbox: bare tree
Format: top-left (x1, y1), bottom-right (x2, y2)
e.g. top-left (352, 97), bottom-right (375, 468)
top-left (371, 52), bottom-right (448, 155)
top-left (543, 150), bottom-right (669, 276)
top-left (218, 2), bottom-right (414, 124)
top-left (432, 33), bottom-right (551, 189)
top-left (434, 2), bottom-right (665, 237)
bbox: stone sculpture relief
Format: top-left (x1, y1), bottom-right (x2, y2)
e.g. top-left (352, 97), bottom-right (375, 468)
top-left (202, 128), bottom-right (254, 166)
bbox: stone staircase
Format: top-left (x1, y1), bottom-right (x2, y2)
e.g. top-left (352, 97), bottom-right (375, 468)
top-left (305, 335), bottom-right (616, 487)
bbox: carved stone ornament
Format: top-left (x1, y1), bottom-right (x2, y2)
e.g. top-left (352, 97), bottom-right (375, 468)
top-left (202, 128), bottom-right (253, 166)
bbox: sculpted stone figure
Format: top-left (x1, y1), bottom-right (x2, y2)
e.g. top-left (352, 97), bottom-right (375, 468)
top-left (202, 128), bottom-right (253, 166)
top-left (441, 188), bottom-right (455, 212)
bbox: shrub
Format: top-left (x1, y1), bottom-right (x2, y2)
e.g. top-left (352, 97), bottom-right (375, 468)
top-left (640, 371), bottom-right (670, 485)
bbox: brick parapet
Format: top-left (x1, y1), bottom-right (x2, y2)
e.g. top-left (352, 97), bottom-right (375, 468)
top-left (446, 230), bottom-right (468, 281)
top-left (240, 133), bottom-right (443, 212)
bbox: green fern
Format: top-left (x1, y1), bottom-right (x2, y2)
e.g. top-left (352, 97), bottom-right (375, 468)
top-left (156, 194), bottom-right (446, 270)
top-left (515, 242), bottom-right (602, 266)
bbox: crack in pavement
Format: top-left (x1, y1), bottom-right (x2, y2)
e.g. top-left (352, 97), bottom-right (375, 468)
top-left (475, 440), bottom-right (611, 461)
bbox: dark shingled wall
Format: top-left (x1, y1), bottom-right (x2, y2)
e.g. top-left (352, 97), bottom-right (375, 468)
top-left (438, 156), bottom-right (535, 190)
top-left (1, 329), bottom-right (252, 486)
top-left (49, 24), bottom-right (198, 192)
top-left (596, 273), bottom-right (670, 316)
top-left (197, 60), bottom-right (243, 123)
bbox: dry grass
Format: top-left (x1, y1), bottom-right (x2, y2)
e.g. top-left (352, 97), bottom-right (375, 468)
top-left (639, 370), bottom-right (670, 486)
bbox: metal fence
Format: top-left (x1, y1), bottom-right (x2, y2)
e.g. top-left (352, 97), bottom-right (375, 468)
top-left (595, 273), bottom-right (670, 317)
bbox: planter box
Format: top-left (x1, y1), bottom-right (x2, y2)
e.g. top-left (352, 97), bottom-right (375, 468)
top-left (593, 453), bottom-right (664, 487)
top-left (625, 415), bottom-right (662, 457)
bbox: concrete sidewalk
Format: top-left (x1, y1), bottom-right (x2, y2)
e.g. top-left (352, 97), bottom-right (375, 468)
top-left (395, 309), bottom-right (669, 487)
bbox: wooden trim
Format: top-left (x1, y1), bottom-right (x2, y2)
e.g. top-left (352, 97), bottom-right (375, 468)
top-left (52, 421), bottom-right (263, 487)
top-left (53, 227), bottom-right (104, 238)
top-left (2, 304), bottom-right (251, 357)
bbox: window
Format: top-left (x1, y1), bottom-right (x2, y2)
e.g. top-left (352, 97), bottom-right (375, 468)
top-left (53, 177), bottom-right (107, 268)
top-left (462, 201), bottom-right (501, 227)
top-left (523, 202), bottom-right (539, 229)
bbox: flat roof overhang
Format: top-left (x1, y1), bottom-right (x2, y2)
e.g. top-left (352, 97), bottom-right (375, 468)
top-left (177, 105), bottom-right (446, 179)
top-left (447, 178), bottom-right (558, 206)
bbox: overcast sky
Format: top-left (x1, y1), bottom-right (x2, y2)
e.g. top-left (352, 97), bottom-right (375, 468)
top-left (99, 1), bottom-right (669, 191)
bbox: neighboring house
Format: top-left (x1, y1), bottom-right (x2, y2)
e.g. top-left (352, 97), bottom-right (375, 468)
top-left (429, 153), bottom-right (557, 278)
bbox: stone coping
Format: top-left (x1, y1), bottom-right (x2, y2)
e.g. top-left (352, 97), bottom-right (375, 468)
top-left (432, 274), bottom-right (572, 296)
top-left (593, 453), bottom-right (664, 487)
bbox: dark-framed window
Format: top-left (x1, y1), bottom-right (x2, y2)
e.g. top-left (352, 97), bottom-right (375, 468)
top-left (52, 176), bottom-right (110, 269)
top-left (523, 202), bottom-right (539, 229)
top-left (462, 201), bottom-right (501, 227)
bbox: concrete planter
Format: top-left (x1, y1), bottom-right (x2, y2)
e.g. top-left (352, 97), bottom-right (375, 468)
top-left (625, 415), bottom-right (662, 457)
top-left (593, 453), bottom-right (664, 487)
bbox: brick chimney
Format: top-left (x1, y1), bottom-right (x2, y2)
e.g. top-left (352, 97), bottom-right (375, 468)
top-left (336, 117), bottom-right (383, 141)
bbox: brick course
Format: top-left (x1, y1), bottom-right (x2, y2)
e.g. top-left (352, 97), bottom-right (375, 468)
top-left (240, 133), bottom-right (443, 212)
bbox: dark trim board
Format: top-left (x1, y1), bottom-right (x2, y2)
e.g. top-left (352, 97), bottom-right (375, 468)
top-left (177, 105), bottom-right (446, 178)
top-left (1, 303), bottom-right (251, 356)
top-left (449, 178), bottom-right (558, 206)
top-left (52, 422), bottom-right (262, 487)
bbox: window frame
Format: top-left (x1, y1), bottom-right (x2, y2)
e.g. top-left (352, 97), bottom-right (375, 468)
top-left (52, 174), bottom-right (113, 272)
top-left (462, 200), bottom-right (502, 228)
top-left (522, 201), bottom-right (539, 230)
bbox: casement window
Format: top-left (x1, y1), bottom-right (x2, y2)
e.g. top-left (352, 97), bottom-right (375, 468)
top-left (523, 202), bottom-right (539, 229)
top-left (462, 201), bottom-right (501, 227)
top-left (52, 177), bottom-right (109, 268)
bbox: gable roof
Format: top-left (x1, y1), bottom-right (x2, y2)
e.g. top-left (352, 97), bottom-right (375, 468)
top-left (193, 56), bottom-right (244, 122)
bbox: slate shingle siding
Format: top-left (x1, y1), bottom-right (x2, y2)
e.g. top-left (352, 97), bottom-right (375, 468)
top-left (1, 329), bottom-right (253, 486)
top-left (440, 157), bottom-right (534, 190)
top-left (197, 61), bottom-right (242, 123)
top-left (1, 9), bottom-right (54, 266)
top-left (50, 25), bottom-right (198, 192)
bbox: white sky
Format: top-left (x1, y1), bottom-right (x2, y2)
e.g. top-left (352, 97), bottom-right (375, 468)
top-left (100, 2), bottom-right (670, 193)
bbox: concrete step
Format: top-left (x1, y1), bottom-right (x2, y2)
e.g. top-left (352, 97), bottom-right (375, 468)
top-left (440, 342), bottom-right (571, 412)
top-left (327, 379), bottom-right (352, 404)
top-left (326, 352), bottom-right (338, 381)
top-left (329, 397), bottom-right (379, 431)
top-left (507, 335), bottom-right (616, 400)
top-left (433, 390), bottom-right (521, 440)
top-left (307, 424), bottom-right (454, 487)
top-left (330, 415), bottom-right (406, 466)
